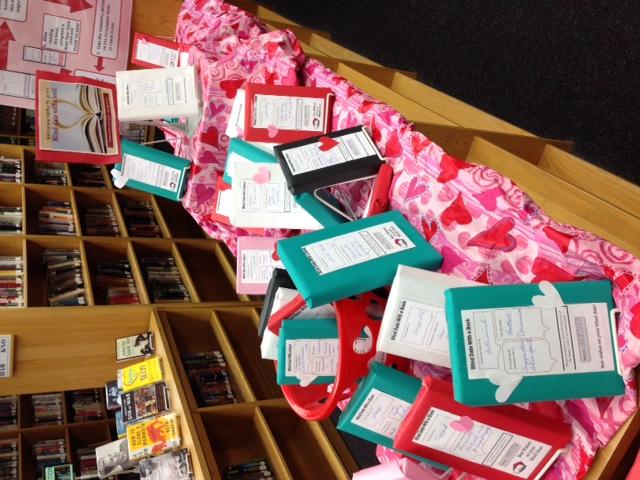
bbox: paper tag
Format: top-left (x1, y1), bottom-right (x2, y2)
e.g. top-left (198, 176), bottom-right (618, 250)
top-left (351, 388), bottom-right (412, 439)
top-left (135, 40), bottom-right (180, 67)
top-left (216, 187), bottom-right (233, 217)
top-left (226, 89), bottom-right (246, 138)
top-left (463, 303), bottom-right (615, 379)
top-left (240, 249), bottom-right (283, 284)
top-left (252, 94), bottom-right (325, 131)
top-left (0, 335), bottom-right (13, 378)
top-left (414, 408), bottom-right (552, 479)
top-left (240, 179), bottom-right (302, 213)
top-left (121, 154), bottom-right (181, 192)
top-left (122, 76), bottom-right (187, 107)
top-left (0, 71), bottom-right (36, 99)
top-left (302, 221), bottom-right (415, 276)
top-left (390, 299), bottom-right (449, 354)
top-left (284, 339), bottom-right (339, 377)
top-left (282, 130), bottom-right (378, 175)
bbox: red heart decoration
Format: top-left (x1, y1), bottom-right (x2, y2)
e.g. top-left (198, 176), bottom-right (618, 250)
top-left (271, 248), bottom-right (280, 261)
top-left (411, 134), bottom-right (430, 157)
top-left (347, 85), bottom-right (358, 98)
top-left (440, 245), bottom-right (466, 274)
top-left (475, 269), bottom-right (490, 284)
top-left (531, 257), bottom-right (580, 283)
top-left (543, 226), bottom-right (573, 253)
top-left (467, 218), bottom-right (517, 252)
top-left (358, 100), bottom-right (377, 114)
top-left (384, 131), bottom-right (402, 158)
top-left (219, 79), bottom-right (245, 99)
top-left (473, 187), bottom-right (502, 211)
top-left (421, 218), bottom-right (438, 240)
top-left (318, 136), bottom-right (339, 152)
top-left (437, 154), bottom-right (473, 183)
top-left (629, 302), bottom-right (640, 338)
top-left (441, 193), bottom-right (472, 226)
top-left (201, 126), bottom-right (220, 150)
top-left (405, 176), bottom-right (427, 201)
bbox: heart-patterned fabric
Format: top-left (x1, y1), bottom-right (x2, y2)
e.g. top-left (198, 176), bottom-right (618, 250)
top-left (175, 2), bottom-right (640, 478)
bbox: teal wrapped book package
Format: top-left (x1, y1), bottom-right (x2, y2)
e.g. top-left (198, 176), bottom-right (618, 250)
top-left (277, 211), bottom-right (443, 307)
top-left (445, 279), bottom-right (625, 406)
top-left (338, 362), bottom-right (447, 470)
top-left (112, 140), bottom-right (190, 201)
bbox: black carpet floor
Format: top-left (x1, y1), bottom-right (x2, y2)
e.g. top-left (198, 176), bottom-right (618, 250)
top-left (262, 0), bottom-right (640, 185)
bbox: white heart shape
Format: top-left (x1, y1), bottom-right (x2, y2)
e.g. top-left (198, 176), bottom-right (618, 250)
top-left (487, 370), bottom-right (523, 403)
top-left (297, 373), bottom-right (317, 388)
top-left (531, 280), bottom-right (564, 308)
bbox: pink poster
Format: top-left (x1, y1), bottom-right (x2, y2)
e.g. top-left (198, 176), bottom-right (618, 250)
top-left (0, 0), bottom-right (132, 109)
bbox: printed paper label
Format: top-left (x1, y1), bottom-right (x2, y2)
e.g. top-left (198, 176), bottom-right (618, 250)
top-left (282, 130), bottom-right (379, 175)
top-left (0, 71), bottom-right (35, 99)
top-left (23, 47), bottom-right (66, 67)
top-left (135, 41), bottom-right (180, 67)
top-left (240, 180), bottom-right (302, 213)
top-left (302, 221), bottom-right (415, 276)
top-left (390, 299), bottom-right (449, 354)
top-left (414, 408), bottom-right (552, 478)
top-left (351, 388), bottom-right (412, 439)
top-left (252, 94), bottom-right (325, 131)
top-left (284, 339), bottom-right (339, 377)
top-left (0, 0), bottom-right (27, 21)
top-left (240, 249), bottom-right (283, 284)
top-left (0, 335), bottom-right (12, 378)
top-left (42, 15), bottom-right (81, 54)
top-left (122, 76), bottom-right (188, 108)
top-left (121, 154), bottom-right (181, 192)
top-left (462, 303), bottom-right (614, 379)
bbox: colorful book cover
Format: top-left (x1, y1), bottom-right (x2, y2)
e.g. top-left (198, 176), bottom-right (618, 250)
top-left (139, 449), bottom-right (193, 480)
top-left (105, 380), bottom-right (122, 411)
top-left (96, 439), bottom-right (136, 478)
top-left (126, 412), bottom-right (181, 460)
top-left (121, 382), bottom-right (171, 424)
top-left (116, 331), bottom-right (155, 362)
top-left (117, 357), bottom-right (164, 393)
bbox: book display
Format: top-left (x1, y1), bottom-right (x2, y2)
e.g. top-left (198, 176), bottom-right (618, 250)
top-left (0, 0), bottom-right (639, 479)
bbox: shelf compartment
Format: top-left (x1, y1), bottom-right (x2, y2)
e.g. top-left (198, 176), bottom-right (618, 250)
top-left (69, 164), bottom-right (109, 189)
top-left (196, 407), bottom-right (291, 480)
top-left (83, 238), bottom-right (148, 305)
top-left (115, 190), bottom-right (168, 238)
top-left (175, 241), bottom-right (240, 302)
top-left (131, 239), bottom-right (196, 303)
top-left (213, 308), bottom-right (281, 401)
top-left (0, 183), bottom-right (24, 234)
top-left (23, 150), bottom-right (70, 186)
top-left (260, 405), bottom-right (349, 479)
top-left (26, 237), bottom-right (93, 307)
top-left (72, 189), bottom-right (125, 237)
top-left (161, 310), bottom-right (253, 408)
top-left (65, 389), bottom-right (105, 424)
top-left (25, 185), bottom-right (79, 236)
top-left (20, 427), bottom-right (68, 480)
top-left (0, 237), bottom-right (27, 308)
top-left (154, 195), bottom-right (205, 238)
top-left (68, 422), bottom-right (110, 478)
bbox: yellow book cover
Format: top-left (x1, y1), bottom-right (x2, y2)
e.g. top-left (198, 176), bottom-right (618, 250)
top-left (126, 412), bottom-right (181, 460)
top-left (118, 357), bottom-right (163, 393)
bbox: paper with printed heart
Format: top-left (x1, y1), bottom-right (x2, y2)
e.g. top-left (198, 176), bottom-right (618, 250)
top-left (487, 370), bottom-right (523, 403)
top-left (450, 416), bottom-right (474, 432)
top-left (318, 136), bottom-right (339, 152)
top-left (267, 125), bottom-right (279, 139)
top-left (253, 166), bottom-right (271, 184)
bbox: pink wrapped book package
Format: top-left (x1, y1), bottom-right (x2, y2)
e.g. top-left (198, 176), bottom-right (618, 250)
top-left (353, 458), bottom-right (448, 480)
top-left (173, 1), bottom-right (640, 479)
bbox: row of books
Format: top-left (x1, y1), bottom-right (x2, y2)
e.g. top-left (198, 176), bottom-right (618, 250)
top-left (0, 256), bottom-right (23, 308)
top-left (43, 249), bottom-right (87, 307)
top-left (0, 396), bottom-right (17, 431)
top-left (34, 438), bottom-right (67, 479)
top-left (70, 165), bottom-right (107, 188)
top-left (183, 351), bottom-right (238, 407)
top-left (96, 260), bottom-right (140, 305)
top-left (39, 201), bottom-right (75, 236)
top-left (35, 162), bottom-right (67, 186)
top-left (225, 459), bottom-right (274, 480)
top-left (122, 200), bottom-right (162, 238)
top-left (70, 389), bottom-right (104, 423)
top-left (32, 393), bottom-right (64, 426)
top-left (0, 438), bottom-right (18, 479)
top-left (0, 158), bottom-right (21, 183)
top-left (0, 206), bottom-right (22, 235)
top-left (139, 256), bottom-right (190, 303)
top-left (82, 203), bottom-right (120, 237)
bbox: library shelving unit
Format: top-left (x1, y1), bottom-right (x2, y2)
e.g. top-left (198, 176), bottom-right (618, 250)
top-left (2, 0), bottom-right (640, 479)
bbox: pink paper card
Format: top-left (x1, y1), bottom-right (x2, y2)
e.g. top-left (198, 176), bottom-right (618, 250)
top-left (352, 459), bottom-right (447, 480)
top-left (0, 0), bottom-right (133, 109)
top-left (236, 236), bottom-right (284, 295)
